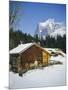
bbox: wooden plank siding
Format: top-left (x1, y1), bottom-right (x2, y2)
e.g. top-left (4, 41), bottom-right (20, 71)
top-left (42, 52), bottom-right (48, 64)
top-left (18, 45), bottom-right (51, 69)
top-left (20, 45), bottom-right (42, 68)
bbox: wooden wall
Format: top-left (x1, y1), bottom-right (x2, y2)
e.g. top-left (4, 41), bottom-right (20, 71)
top-left (18, 45), bottom-right (50, 68)
top-left (21, 45), bottom-right (42, 65)
top-left (43, 51), bottom-right (51, 64)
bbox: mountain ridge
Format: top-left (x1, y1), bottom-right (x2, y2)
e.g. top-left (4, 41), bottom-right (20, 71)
top-left (35, 19), bottom-right (66, 39)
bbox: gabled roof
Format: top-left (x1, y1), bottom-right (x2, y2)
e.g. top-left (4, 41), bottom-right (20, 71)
top-left (9, 43), bottom-right (51, 55)
top-left (10, 43), bottom-right (34, 54)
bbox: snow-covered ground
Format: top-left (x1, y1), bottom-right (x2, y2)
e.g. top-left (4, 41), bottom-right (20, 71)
top-left (9, 54), bottom-right (66, 89)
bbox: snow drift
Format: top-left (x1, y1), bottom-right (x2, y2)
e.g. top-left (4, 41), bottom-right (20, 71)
top-left (9, 53), bottom-right (66, 89)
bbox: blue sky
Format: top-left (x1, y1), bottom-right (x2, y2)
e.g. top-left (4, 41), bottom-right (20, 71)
top-left (9, 1), bottom-right (66, 36)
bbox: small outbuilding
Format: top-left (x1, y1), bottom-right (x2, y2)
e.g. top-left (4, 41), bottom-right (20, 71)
top-left (9, 43), bottom-right (51, 72)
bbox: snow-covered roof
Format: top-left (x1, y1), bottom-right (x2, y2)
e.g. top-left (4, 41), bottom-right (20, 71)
top-left (9, 43), bottom-right (34, 54)
top-left (44, 48), bottom-right (65, 56)
top-left (44, 48), bottom-right (58, 53)
top-left (9, 43), bottom-right (51, 55)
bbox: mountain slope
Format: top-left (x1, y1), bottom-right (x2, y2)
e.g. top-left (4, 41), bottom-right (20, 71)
top-left (35, 19), bottom-right (66, 39)
top-left (50, 27), bottom-right (66, 38)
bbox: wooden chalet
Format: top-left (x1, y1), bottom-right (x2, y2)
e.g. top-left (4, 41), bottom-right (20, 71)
top-left (9, 43), bottom-right (51, 73)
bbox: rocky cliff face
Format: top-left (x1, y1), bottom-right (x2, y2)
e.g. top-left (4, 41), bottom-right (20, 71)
top-left (35, 19), bottom-right (66, 39)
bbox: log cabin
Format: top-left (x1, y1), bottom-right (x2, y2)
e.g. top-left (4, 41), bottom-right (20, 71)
top-left (9, 43), bottom-right (51, 73)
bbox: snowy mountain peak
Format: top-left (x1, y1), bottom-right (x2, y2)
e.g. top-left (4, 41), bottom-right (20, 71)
top-left (35, 19), bottom-right (66, 39)
top-left (39, 19), bottom-right (55, 33)
top-left (50, 27), bottom-right (66, 38)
